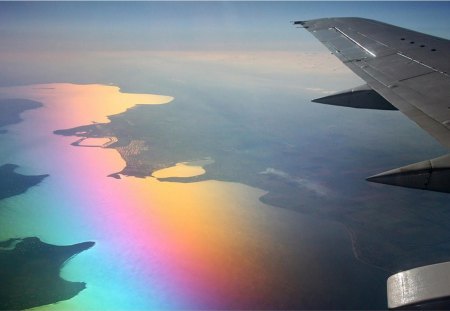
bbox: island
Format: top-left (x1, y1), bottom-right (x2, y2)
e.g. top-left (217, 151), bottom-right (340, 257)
top-left (0, 164), bottom-right (49, 200)
top-left (0, 237), bottom-right (95, 310)
top-left (0, 99), bottom-right (43, 134)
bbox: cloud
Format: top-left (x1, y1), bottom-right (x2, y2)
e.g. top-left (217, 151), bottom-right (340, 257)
top-left (259, 167), bottom-right (330, 197)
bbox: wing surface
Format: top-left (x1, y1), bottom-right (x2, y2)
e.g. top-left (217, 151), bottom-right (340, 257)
top-left (296, 18), bottom-right (450, 148)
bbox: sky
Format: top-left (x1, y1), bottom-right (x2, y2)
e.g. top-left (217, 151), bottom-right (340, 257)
top-left (1, 1), bottom-right (450, 54)
top-left (1, 1), bottom-right (450, 92)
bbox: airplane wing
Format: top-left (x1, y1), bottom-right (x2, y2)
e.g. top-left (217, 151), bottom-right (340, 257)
top-left (295, 18), bottom-right (450, 194)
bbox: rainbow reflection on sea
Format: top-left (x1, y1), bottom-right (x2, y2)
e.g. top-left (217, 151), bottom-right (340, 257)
top-left (0, 83), bottom-right (315, 309)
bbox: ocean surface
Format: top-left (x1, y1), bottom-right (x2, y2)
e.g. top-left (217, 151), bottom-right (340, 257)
top-left (0, 83), bottom-right (387, 309)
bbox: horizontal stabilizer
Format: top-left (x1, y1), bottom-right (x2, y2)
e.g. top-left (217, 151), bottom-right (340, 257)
top-left (312, 84), bottom-right (397, 110)
top-left (367, 154), bottom-right (450, 193)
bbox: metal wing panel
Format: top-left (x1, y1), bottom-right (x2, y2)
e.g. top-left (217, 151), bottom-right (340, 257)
top-left (393, 74), bottom-right (450, 126)
top-left (310, 29), bottom-right (370, 62)
top-left (297, 17), bottom-right (450, 148)
top-left (360, 21), bottom-right (450, 74)
top-left (328, 17), bottom-right (450, 74)
top-left (363, 54), bottom-right (434, 83)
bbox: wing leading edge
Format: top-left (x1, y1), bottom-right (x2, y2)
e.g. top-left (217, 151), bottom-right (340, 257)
top-left (295, 17), bottom-right (450, 193)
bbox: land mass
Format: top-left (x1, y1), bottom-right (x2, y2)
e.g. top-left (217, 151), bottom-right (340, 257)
top-left (0, 237), bottom-right (95, 310)
top-left (0, 164), bottom-right (49, 201)
top-left (54, 98), bottom-right (450, 273)
top-left (0, 99), bottom-right (43, 133)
